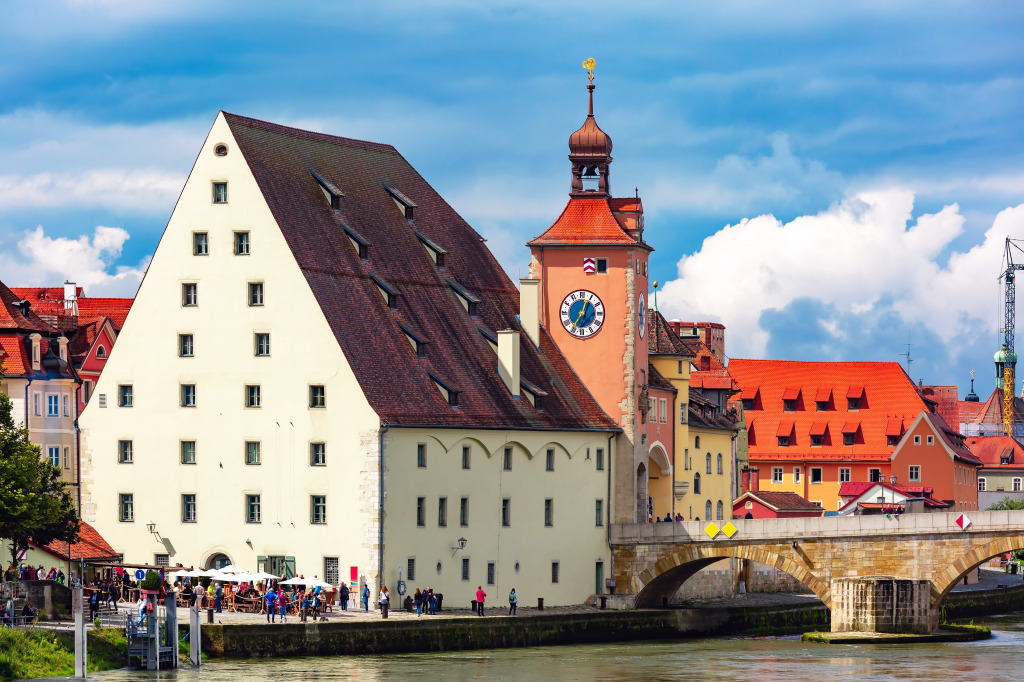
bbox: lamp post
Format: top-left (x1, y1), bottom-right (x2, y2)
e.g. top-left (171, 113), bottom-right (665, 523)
top-left (889, 474), bottom-right (897, 515)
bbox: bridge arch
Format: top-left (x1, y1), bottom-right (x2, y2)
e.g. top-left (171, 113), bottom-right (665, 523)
top-left (631, 544), bottom-right (830, 608)
top-left (930, 533), bottom-right (1024, 609)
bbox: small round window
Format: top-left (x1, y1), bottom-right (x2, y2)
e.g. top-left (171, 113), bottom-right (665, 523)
top-left (214, 144), bottom-right (228, 157)
top-left (436, 562), bottom-right (442, 575)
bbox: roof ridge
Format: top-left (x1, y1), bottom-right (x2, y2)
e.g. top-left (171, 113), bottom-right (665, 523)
top-left (222, 111), bottom-right (398, 154)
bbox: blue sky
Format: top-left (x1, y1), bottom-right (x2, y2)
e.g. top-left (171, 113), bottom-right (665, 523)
top-left (2, 1), bottom-right (1023, 400)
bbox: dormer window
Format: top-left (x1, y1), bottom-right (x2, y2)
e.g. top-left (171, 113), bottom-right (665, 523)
top-left (816, 401), bottom-right (828, 411)
top-left (383, 183), bottom-right (416, 219)
top-left (777, 436), bottom-right (790, 447)
top-left (397, 322), bottom-right (428, 358)
top-left (414, 230), bottom-right (447, 268)
top-left (520, 378), bottom-right (548, 410)
top-left (887, 435), bottom-right (900, 446)
top-left (341, 223), bottom-right (370, 260)
top-left (742, 398), bottom-right (753, 410)
top-left (311, 169), bottom-right (343, 210)
top-left (372, 276), bottom-right (400, 310)
top-left (96, 346), bottom-right (106, 359)
top-left (847, 397), bottom-right (861, 411)
top-left (810, 435), bottom-right (823, 446)
top-left (783, 399), bottom-right (796, 412)
top-left (428, 371), bottom-right (459, 407)
top-left (447, 278), bottom-right (480, 317)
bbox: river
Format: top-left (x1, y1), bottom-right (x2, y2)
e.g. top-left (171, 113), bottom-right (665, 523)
top-left (86, 612), bottom-right (1024, 681)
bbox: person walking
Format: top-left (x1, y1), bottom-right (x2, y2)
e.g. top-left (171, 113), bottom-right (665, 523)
top-left (379, 585), bottom-right (390, 619)
top-left (265, 588), bottom-right (278, 623)
top-left (508, 588), bottom-right (518, 616)
top-left (88, 590), bottom-right (99, 622)
top-left (214, 581), bottom-right (223, 613)
top-left (340, 583), bottom-right (349, 611)
top-left (475, 586), bottom-right (486, 616)
top-left (361, 584), bottom-right (370, 611)
top-left (414, 588), bottom-right (423, 616)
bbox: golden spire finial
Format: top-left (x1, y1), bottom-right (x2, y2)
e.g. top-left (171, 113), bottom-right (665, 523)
top-left (971, 369), bottom-right (975, 379)
top-left (582, 58), bottom-right (596, 83)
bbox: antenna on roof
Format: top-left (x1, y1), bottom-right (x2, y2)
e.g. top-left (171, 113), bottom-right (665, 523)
top-left (899, 343), bottom-right (913, 373)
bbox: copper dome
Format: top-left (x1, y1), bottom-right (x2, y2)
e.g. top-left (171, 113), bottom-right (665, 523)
top-left (568, 85), bottom-right (612, 158)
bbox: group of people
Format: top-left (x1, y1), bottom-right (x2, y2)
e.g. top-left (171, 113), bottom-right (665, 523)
top-left (3, 564), bottom-right (68, 584)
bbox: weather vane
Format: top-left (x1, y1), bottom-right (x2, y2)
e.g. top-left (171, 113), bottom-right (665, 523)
top-left (582, 57), bottom-right (596, 83)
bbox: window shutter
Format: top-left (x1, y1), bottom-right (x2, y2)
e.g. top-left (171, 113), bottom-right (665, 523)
top-left (284, 556), bottom-right (296, 579)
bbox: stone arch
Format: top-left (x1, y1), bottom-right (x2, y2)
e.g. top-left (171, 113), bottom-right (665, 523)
top-left (449, 435), bottom-right (491, 458)
top-left (648, 443), bottom-right (671, 475)
top-left (632, 544), bottom-right (830, 608)
top-left (202, 549), bottom-right (232, 570)
top-left (930, 533), bottom-right (1024, 609)
top-left (533, 441), bottom-right (574, 460)
top-left (636, 462), bottom-right (648, 521)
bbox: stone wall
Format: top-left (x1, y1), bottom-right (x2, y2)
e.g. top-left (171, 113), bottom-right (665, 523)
top-left (671, 559), bottom-right (813, 601)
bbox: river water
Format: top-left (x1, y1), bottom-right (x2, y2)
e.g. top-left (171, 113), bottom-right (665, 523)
top-left (85, 612), bottom-right (1024, 681)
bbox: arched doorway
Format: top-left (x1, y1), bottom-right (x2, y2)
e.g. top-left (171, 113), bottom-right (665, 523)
top-left (636, 462), bottom-right (648, 521)
top-left (205, 553), bottom-right (231, 570)
top-left (647, 445), bottom-right (672, 520)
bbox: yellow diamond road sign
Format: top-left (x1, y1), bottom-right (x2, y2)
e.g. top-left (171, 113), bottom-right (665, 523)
top-left (722, 522), bottom-right (738, 538)
top-left (704, 522), bottom-right (720, 539)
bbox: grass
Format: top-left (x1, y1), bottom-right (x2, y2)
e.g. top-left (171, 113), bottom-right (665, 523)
top-left (0, 627), bottom-right (127, 681)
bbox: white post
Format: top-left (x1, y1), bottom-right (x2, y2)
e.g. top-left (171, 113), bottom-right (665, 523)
top-left (189, 603), bottom-right (202, 666)
top-left (73, 587), bottom-right (87, 678)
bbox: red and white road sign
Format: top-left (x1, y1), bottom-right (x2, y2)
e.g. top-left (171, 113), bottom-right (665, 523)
top-left (956, 513), bottom-right (972, 530)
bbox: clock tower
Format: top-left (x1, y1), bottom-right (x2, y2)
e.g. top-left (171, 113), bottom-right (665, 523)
top-left (526, 62), bottom-right (653, 523)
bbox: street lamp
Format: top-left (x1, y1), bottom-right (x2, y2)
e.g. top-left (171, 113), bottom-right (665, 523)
top-left (146, 520), bottom-right (156, 535)
top-left (889, 474), bottom-right (897, 515)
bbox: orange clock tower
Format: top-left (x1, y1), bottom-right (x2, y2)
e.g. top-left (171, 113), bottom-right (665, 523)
top-left (527, 61), bottom-right (653, 523)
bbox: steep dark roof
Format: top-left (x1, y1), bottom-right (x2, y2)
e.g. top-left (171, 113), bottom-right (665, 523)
top-left (648, 363), bottom-right (676, 392)
top-left (225, 113), bottom-right (618, 431)
top-left (739, 490), bottom-right (822, 512)
top-left (648, 310), bottom-right (699, 356)
top-left (0, 279), bottom-right (56, 333)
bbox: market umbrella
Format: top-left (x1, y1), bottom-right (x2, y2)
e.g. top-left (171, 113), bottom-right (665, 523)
top-left (217, 564), bottom-right (246, 574)
top-left (278, 577), bottom-right (307, 585)
top-left (170, 569), bottom-right (195, 579)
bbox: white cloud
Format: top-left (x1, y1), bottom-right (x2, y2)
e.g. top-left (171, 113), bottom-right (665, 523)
top-left (0, 225), bottom-right (146, 297)
top-left (658, 190), bottom-right (1024, 363)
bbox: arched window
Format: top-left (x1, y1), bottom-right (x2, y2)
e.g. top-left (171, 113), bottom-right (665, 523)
top-left (717, 453), bottom-right (723, 475)
top-left (693, 472), bottom-right (701, 495)
top-left (695, 436), bottom-right (700, 449)
top-left (705, 453), bottom-right (712, 474)
top-left (705, 500), bottom-right (712, 520)
top-left (716, 500), bottom-right (723, 520)
top-left (96, 346), bottom-right (106, 358)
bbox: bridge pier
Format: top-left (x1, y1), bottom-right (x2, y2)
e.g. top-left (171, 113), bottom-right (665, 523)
top-left (831, 577), bottom-right (936, 634)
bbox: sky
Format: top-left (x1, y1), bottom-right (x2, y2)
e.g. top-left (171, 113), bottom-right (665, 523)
top-left (2, 1), bottom-right (1023, 399)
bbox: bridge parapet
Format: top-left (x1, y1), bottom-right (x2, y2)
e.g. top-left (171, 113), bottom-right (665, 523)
top-left (610, 510), bottom-right (1024, 545)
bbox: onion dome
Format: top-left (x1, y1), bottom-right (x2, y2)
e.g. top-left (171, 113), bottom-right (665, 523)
top-left (995, 344), bottom-right (1018, 365)
top-left (568, 85), bottom-right (613, 159)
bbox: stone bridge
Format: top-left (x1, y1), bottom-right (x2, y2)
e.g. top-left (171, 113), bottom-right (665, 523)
top-left (610, 510), bottom-right (1024, 633)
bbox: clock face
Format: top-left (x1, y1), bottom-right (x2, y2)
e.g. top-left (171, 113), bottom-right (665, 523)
top-left (560, 290), bottom-right (605, 338)
top-left (638, 294), bottom-right (646, 338)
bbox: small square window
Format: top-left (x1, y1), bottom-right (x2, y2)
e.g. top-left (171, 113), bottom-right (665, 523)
top-left (118, 385), bottom-right (133, 408)
top-left (843, 433), bottom-right (855, 446)
top-left (181, 440), bottom-right (196, 464)
top-left (772, 467), bottom-right (783, 484)
top-left (978, 477), bottom-right (986, 492)
top-left (596, 258), bottom-right (607, 274)
top-left (179, 334), bottom-right (194, 357)
top-left (248, 282), bottom-right (264, 307)
top-left (544, 498), bottom-right (553, 527)
top-left (254, 333), bottom-right (271, 357)
top-left (416, 497), bottom-right (425, 527)
top-left (926, 435), bottom-right (934, 445)
top-left (816, 401), bottom-right (828, 412)
top-left (810, 435), bottom-right (823, 446)
top-left (909, 465), bottom-right (921, 482)
top-left (182, 283), bottom-right (198, 307)
top-left (545, 448), bottom-right (554, 471)
top-left (417, 443), bottom-right (427, 468)
top-left (309, 385), bottom-right (326, 408)
top-left (783, 399), bottom-right (796, 412)
top-left (462, 445), bottom-right (471, 470)
top-left (180, 384), bottom-right (196, 408)
top-left (245, 384), bottom-right (261, 408)
top-left (810, 467), bottom-right (823, 484)
top-left (311, 495), bottom-right (327, 524)
top-left (914, 435), bottom-right (921, 445)
top-left (118, 440), bottom-right (133, 464)
top-left (839, 468), bottom-right (851, 482)
top-left (47, 395), bottom-right (59, 417)
top-left (182, 494), bottom-right (197, 523)
top-left (847, 397), bottom-right (861, 411)
top-left (234, 231), bottom-right (250, 255)
top-left (245, 441), bottom-right (261, 465)
top-left (213, 182), bottom-right (228, 204)
top-left (310, 442), bottom-right (326, 466)
top-left (246, 494), bottom-right (261, 523)
top-left (1014, 478), bottom-right (1022, 492)
top-left (887, 435), bottom-right (899, 446)
top-left (119, 493), bottom-right (134, 522)
top-left (869, 468), bottom-right (882, 482)
top-left (777, 436), bottom-right (789, 447)
top-left (193, 232), bottom-right (209, 256)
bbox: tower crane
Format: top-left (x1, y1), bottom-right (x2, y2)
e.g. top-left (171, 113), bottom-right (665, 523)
top-left (999, 238), bottom-right (1024, 435)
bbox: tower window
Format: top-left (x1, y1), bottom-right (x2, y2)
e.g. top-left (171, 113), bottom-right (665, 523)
top-left (213, 182), bottom-right (228, 204)
top-left (596, 258), bottom-right (608, 274)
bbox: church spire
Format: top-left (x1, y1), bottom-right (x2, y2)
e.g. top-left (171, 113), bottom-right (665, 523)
top-left (568, 58), bottom-right (613, 197)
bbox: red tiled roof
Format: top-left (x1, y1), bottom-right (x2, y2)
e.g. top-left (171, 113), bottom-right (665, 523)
top-left (0, 280), bottom-right (56, 333)
top-left (691, 371), bottom-right (736, 390)
top-left (729, 359), bottom-right (927, 462)
top-left (922, 410), bottom-right (982, 465)
top-left (921, 384), bottom-right (960, 429)
top-left (782, 387), bottom-right (800, 400)
top-left (35, 521), bottom-right (120, 562)
top-left (0, 337), bottom-right (28, 374)
top-left (842, 422), bottom-right (859, 433)
top-left (648, 363), bottom-right (676, 392)
top-left (737, 490), bottom-right (822, 512)
top-left (809, 422), bottom-right (827, 436)
top-left (11, 288), bottom-right (133, 330)
top-left (740, 386), bottom-right (758, 399)
top-left (648, 310), bottom-right (700, 356)
top-left (609, 197), bottom-right (642, 212)
top-left (965, 435), bottom-right (1024, 468)
top-left (527, 196), bottom-right (639, 246)
top-left (814, 387), bottom-right (832, 402)
top-left (960, 389), bottom-right (1024, 430)
top-left (777, 422), bottom-right (793, 437)
top-left (885, 418), bottom-right (905, 437)
top-left (225, 112), bottom-right (619, 431)
top-left (837, 481), bottom-right (947, 511)
top-left (76, 297), bottom-right (133, 328)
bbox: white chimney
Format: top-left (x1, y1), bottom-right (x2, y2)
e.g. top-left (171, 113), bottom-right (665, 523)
top-left (497, 330), bottom-right (521, 398)
top-left (519, 279), bottom-right (540, 347)
top-left (29, 333), bottom-right (41, 370)
top-left (58, 336), bottom-right (68, 363)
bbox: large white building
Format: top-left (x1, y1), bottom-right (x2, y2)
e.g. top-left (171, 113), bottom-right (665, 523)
top-left (80, 111), bottom-right (622, 604)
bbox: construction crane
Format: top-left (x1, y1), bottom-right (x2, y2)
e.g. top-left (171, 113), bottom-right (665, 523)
top-left (999, 238), bottom-right (1024, 435)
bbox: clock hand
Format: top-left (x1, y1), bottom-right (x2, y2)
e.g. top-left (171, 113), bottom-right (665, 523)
top-left (570, 302), bottom-right (591, 331)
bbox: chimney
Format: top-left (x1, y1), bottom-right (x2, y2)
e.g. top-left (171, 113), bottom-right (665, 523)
top-left (57, 336), bottom-right (68, 363)
top-left (741, 467), bottom-right (750, 494)
top-left (749, 466), bottom-right (760, 493)
top-left (519, 279), bottom-right (540, 347)
top-left (497, 329), bottom-right (521, 398)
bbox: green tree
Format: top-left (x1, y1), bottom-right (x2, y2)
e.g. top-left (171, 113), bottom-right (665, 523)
top-left (0, 379), bottom-right (80, 566)
top-left (985, 497), bottom-right (1024, 511)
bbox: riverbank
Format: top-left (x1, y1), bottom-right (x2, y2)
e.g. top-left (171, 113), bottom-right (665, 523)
top-left (0, 627), bottom-right (126, 681)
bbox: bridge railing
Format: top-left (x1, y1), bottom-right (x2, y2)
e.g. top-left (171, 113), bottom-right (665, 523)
top-left (610, 509), bottom-right (1024, 544)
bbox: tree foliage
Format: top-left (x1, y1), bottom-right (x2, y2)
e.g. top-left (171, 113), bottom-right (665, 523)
top-left (0, 387), bottom-right (80, 566)
top-left (985, 497), bottom-right (1024, 511)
